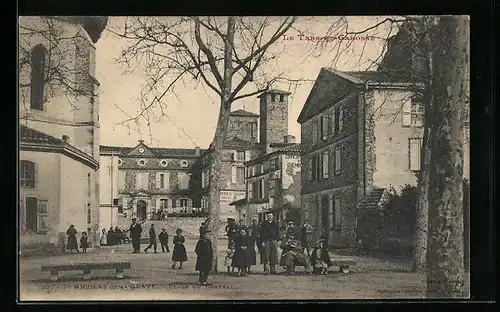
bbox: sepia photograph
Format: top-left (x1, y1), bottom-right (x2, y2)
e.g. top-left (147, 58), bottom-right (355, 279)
top-left (18, 15), bottom-right (470, 301)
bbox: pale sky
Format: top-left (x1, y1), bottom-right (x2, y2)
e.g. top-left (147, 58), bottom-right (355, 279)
top-left (95, 16), bottom-right (391, 149)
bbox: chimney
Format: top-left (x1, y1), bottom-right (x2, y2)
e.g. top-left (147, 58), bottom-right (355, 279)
top-left (195, 146), bottom-right (200, 156)
top-left (62, 135), bottom-right (69, 143)
top-left (138, 140), bottom-right (144, 144)
top-left (284, 135), bottom-right (296, 144)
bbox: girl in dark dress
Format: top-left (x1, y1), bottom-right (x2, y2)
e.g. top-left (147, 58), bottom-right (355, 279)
top-left (66, 225), bottom-right (79, 253)
top-left (245, 228), bottom-right (257, 273)
top-left (233, 229), bottom-right (250, 276)
top-left (172, 229), bottom-right (188, 269)
top-left (80, 232), bottom-right (89, 253)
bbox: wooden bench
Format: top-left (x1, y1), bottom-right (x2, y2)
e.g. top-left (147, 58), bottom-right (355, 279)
top-left (331, 258), bottom-right (356, 274)
top-left (41, 262), bottom-right (131, 281)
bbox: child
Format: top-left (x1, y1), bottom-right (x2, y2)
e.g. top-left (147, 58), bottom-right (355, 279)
top-left (195, 229), bottom-right (213, 286)
top-left (80, 232), bottom-right (89, 253)
top-left (224, 241), bottom-right (236, 273)
top-left (310, 239), bottom-right (332, 275)
top-left (172, 229), bottom-right (188, 269)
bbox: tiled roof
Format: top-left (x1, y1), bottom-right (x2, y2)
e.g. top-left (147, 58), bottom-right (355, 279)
top-left (20, 125), bottom-right (63, 145)
top-left (343, 70), bottom-right (413, 84)
top-left (229, 198), bottom-right (247, 206)
top-left (257, 89), bottom-right (292, 98)
top-left (297, 68), bottom-right (416, 123)
top-left (244, 143), bottom-right (301, 165)
top-left (20, 125), bottom-right (99, 169)
top-left (297, 68), bottom-right (357, 123)
top-left (230, 109), bottom-right (259, 117)
top-left (279, 143), bottom-right (301, 153)
top-left (269, 142), bottom-right (296, 148)
top-left (100, 145), bottom-right (205, 158)
top-left (224, 137), bottom-right (256, 148)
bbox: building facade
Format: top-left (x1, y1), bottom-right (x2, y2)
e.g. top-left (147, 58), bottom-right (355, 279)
top-left (298, 68), bottom-right (426, 247)
top-left (99, 141), bottom-right (204, 229)
top-left (237, 139), bottom-right (302, 225)
top-left (195, 110), bottom-right (261, 221)
top-left (19, 16), bottom-right (107, 251)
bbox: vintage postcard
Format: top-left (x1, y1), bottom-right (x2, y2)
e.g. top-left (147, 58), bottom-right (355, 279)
top-left (18, 16), bottom-right (470, 301)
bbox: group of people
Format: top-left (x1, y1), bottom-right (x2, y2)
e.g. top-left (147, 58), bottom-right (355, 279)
top-left (100, 226), bottom-right (128, 246)
top-left (65, 224), bottom-right (89, 253)
top-left (221, 214), bottom-right (331, 276)
top-left (127, 218), bottom-right (189, 269)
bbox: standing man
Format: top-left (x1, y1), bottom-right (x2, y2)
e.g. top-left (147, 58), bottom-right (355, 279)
top-left (250, 219), bottom-right (260, 251)
top-left (158, 228), bottom-right (170, 252)
top-left (259, 213), bottom-right (280, 275)
top-left (129, 218), bottom-right (143, 253)
top-left (225, 218), bottom-right (238, 248)
top-left (199, 222), bottom-right (206, 238)
top-left (144, 224), bottom-right (158, 253)
top-left (301, 220), bottom-right (314, 257)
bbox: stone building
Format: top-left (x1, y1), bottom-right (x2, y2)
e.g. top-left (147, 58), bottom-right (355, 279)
top-left (19, 16), bottom-right (107, 252)
top-left (99, 141), bottom-right (204, 229)
top-left (234, 138), bottom-right (301, 225)
top-left (195, 110), bottom-right (261, 221)
top-left (298, 67), bottom-right (426, 247)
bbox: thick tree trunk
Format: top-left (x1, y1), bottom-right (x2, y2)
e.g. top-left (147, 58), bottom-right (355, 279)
top-left (206, 17), bottom-right (236, 273)
top-left (206, 101), bottom-right (231, 272)
top-left (426, 16), bottom-right (468, 298)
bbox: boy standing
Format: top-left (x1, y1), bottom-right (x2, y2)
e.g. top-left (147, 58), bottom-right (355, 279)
top-left (195, 229), bottom-right (213, 286)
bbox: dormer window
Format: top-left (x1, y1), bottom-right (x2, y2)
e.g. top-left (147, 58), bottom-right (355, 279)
top-left (160, 160), bottom-right (168, 167)
top-left (180, 160), bottom-right (188, 168)
top-left (279, 94), bottom-right (284, 102)
top-left (271, 94), bottom-right (276, 102)
top-left (138, 159), bottom-right (146, 166)
top-left (117, 158), bottom-right (122, 165)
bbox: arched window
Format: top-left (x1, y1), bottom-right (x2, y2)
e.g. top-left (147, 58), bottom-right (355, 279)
top-left (30, 44), bottom-right (46, 110)
top-left (20, 160), bottom-right (36, 188)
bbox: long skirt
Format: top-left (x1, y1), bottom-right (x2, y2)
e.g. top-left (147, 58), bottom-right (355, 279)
top-left (246, 246), bottom-right (257, 266)
top-left (233, 248), bottom-right (247, 269)
top-left (67, 235), bottom-right (78, 250)
top-left (172, 244), bottom-right (188, 262)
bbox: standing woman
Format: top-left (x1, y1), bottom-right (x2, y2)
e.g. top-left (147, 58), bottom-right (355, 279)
top-left (246, 228), bottom-right (257, 273)
top-left (233, 228), bottom-right (249, 276)
top-left (66, 224), bottom-right (79, 253)
top-left (172, 229), bottom-right (188, 269)
top-left (100, 229), bottom-right (108, 247)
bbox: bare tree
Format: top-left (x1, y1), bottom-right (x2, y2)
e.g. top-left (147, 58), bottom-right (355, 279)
top-left (425, 15), bottom-right (468, 298)
top-left (111, 16), bottom-right (297, 271)
top-left (301, 16), bottom-right (468, 293)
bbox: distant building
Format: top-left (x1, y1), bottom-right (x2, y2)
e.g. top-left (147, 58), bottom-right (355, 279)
top-left (19, 16), bottom-right (107, 251)
top-left (235, 138), bottom-right (301, 224)
top-left (193, 110), bottom-right (261, 221)
top-left (99, 141), bottom-right (204, 229)
top-left (297, 67), bottom-right (426, 246)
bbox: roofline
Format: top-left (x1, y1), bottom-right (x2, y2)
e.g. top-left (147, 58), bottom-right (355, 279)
top-left (229, 110), bottom-right (260, 117)
top-left (257, 89), bottom-right (292, 98)
top-left (244, 145), bottom-right (301, 166)
top-left (20, 142), bottom-right (99, 170)
top-left (229, 198), bottom-right (247, 206)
